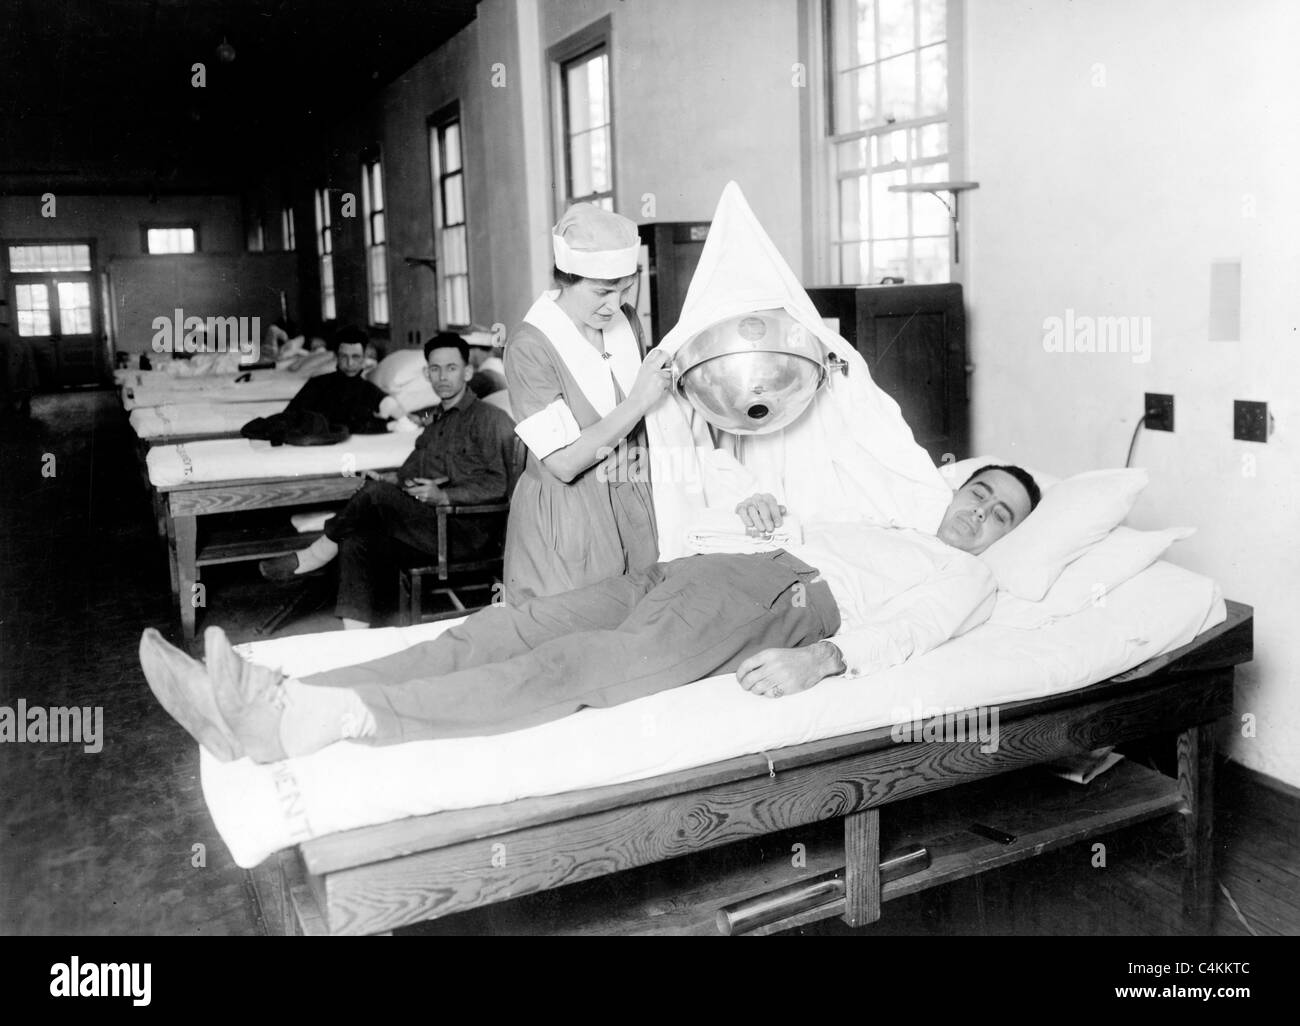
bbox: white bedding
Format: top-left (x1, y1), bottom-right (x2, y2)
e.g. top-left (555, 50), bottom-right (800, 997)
top-left (129, 401), bottom-right (287, 440)
top-left (121, 371), bottom-right (307, 410)
top-left (201, 559), bottom-right (1225, 868)
top-left (146, 433), bottom-right (416, 488)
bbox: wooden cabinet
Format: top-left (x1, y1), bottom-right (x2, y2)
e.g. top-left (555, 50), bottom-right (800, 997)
top-left (635, 221), bottom-right (711, 344)
top-left (805, 283), bottom-right (969, 463)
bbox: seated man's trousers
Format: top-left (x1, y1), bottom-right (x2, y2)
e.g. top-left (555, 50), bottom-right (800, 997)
top-left (323, 480), bottom-right (495, 624)
top-left (299, 550), bottom-right (842, 744)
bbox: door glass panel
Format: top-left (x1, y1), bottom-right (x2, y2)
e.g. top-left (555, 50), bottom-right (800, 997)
top-left (15, 282), bottom-right (51, 336)
top-left (58, 281), bottom-right (93, 335)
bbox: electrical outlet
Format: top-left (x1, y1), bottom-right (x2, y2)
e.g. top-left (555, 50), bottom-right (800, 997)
top-left (1144, 393), bottom-right (1174, 432)
top-left (1234, 400), bottom-right (1268, 443)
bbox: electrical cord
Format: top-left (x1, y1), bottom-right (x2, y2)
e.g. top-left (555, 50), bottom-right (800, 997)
top-left (1125, 412), bottom-right (1147, 468)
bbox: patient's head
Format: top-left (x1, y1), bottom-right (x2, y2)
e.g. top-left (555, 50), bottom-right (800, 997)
top-left (936, 465), bottom-right (1040, 554)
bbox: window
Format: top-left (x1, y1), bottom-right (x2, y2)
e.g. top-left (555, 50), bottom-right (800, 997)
top-left (361, 153), bottom-right (389, 326)
top-left (7, 244), bottom-right (91, 273)
top-left (557, 44), bottom-right (614, 211)
top-left (429, 110), bottom-right (470, 326)
top-left (14, 282), bottom-right (51, 337)
top-left (281, 205), bottom-right (296, 251)
top-left (314, 188), bottom-right (336, 322)
top-left (246, 217), bottom-right (264, 253)
top-left (143, 225), bottom-right (198, 254)
top-left (826, 0), bottom-right (958, 284)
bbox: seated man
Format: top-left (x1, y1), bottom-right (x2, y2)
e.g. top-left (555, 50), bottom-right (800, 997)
top-left (282, 325), bottom-right (390, 434)
top-left (259, 334), bottom-right (519, 629)
top-left (143, 465), bottom-right (1038, 763)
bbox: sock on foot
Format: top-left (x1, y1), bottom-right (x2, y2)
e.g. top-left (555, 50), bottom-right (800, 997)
top-left (295, 536), bottom-right (339, 573)
top-left (277, 679), bottom-right (376, 757)
top-left (340, 617), bottom-right (369, 631)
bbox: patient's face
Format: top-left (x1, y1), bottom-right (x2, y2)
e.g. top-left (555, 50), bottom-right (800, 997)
top-left (337, 342), bottom-right (366, 377)
top-left (936, 470), bottom-right (1033, 554)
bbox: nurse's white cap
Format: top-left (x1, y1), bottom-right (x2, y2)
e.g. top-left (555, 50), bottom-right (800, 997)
top-left (552, 203), bottom-right (640, 280)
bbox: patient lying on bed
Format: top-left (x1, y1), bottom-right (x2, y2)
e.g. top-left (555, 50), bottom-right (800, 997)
top-left (139, 465), bottom-right (1039, 764)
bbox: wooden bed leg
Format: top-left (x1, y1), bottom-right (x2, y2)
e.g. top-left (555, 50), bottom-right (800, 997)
top-left (174, 513), bottom-right (199, 644)
top-left (1177, 723), bottom-right (1216, 934)
top-left (842, 808), bottom-right (882, 928)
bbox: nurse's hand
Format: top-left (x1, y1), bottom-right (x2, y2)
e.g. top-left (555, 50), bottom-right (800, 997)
top-left (736, 493), bottom-right (786, 535)
top-left (736, 643), bottom-right (841, 698)
top-left (629, 348), bottom-right (673, 411)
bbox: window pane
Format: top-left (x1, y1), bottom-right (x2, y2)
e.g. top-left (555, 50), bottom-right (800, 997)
top-left (871, 168), bottom-right (909, 239)
top-left (16, 282), bottom-right (48, 312)
top-left (835, 66), bottom-right (876, 132)
top-left (371, 163), bottom-right (384, 211)
top-left (878, 51), bottom-right (916, 122)
top-left (16, 283), bottom-right (50, 336)
top-left (443, 226), bottom-right (468, 276)
top-left (443, 174), bottom-right (464, 226)
top-left (443, 122), bottom-right (462, 173)
top-left (566, 57), bottom-right (596, 133)
top-left (837, 138), bottom-right (869, 173)
top-left (876, 127), bottom-right (908, 167)
top-left (876, 0), bottom-right (914, 57)
top-left (911, 187), bottom-right (949, 236)
top-left (918, 44), bottom-right (947, 116)
top-left (918, 0), bottom-right (946, 45)
top-left (57, 281), bottom-right (92, 334)
top-left (911, 236), bottom-right (949, 284)
top-left (569, 132), bottom-right (596, 199)
top-left (914, 160), bottom-right (949, 184)
top-left (372, 213), bottom-right (386, 245)
top-left (913, 121), bottom-right (948, 159)
top-left (873, 239), bottom-right (909, 280)
top-left (851, 0), bottom-right (876, 67)
top-left (839, 177), bottom-right (869, 242)
top-left (8, 244), bottom-right (90, 272)
top-left (585, 54), bottom-right (609, 127)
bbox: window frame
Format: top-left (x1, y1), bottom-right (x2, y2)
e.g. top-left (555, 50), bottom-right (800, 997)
top-left (139, 223), bottom-right (200, 255)
top-left (314, 188), bottom-right (337, 322)
top-left (548, 15), bottom-right (616, 218)
top-left (427, 102), bottom-right (472, 328)
top-left (816, 0), bottom-right (967, 286)
top-left (360, 147), bottom-right (390, 328)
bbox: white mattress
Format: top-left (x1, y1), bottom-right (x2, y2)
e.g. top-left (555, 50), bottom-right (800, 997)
top-left (201, 559), bottom-right (1226, 868)
top-left (146, 433), bottom-right (416, 488)
top-left (129, 401), bottom-right (287, 440)
top-left (121, 371), bottom-right (307, 410)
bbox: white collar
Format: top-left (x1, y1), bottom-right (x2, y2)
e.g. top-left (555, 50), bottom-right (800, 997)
top-left (522, 291), bottom-right (640, 417)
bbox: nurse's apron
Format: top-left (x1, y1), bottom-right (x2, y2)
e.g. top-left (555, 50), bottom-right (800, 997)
top-left (502, 295), bottom-right (658, 603)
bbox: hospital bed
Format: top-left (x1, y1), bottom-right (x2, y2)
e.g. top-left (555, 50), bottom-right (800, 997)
top-left (145, 434), bottom-right (416, 641)
top-left (199, 559), bottom-right (1252, 936)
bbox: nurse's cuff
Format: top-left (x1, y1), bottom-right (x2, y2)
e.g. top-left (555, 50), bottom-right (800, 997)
top-left (515, 398), bottom-right (582, 459)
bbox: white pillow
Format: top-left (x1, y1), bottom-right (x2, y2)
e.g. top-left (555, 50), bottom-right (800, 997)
top-left (367, 348), bottom-right (427, 394)
top-left (990, 525), bottom-right (1194, 628)
top-left (978, 468), bottom-right (1150, 600)
top-left (938, 455), bottom-right (1061, 493)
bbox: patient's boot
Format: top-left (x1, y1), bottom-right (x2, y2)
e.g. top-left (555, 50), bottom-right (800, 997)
top-left (138, 628), bottom-right (241, 762)
top-left (203, 626), bottom-right (290, 764)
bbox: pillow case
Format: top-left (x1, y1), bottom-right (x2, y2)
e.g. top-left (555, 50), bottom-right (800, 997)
top-left (990, 525), bottom-right (1194, 629)
top-left (367, 348), bottom-right (427, 394)
top-left (977, 468), bottom-right (1150, 600)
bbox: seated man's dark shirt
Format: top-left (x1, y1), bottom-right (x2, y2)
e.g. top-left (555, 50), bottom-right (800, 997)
top-left (286, 371), bottom-right (389, 434)
top-left (397, 389), bottom-right (517, 505)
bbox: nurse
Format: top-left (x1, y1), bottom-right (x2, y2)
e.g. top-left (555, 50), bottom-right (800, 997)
top-left (504, 204), bottom-right (672, 601)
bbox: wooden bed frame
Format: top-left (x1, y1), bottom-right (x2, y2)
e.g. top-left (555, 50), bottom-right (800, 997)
top-left (247, 600), bottom-right (1253, 936)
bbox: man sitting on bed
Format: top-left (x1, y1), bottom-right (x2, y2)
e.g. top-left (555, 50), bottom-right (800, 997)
top-left (140, 465), bottom-right (1039, 764)
top-left (282, 325), bottom-right (391, 435)
top-left (259, 334), bottom-right (519, 629)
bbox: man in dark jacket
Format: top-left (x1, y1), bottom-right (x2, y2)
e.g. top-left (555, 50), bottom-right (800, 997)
top-left (260, 334), bottom-right (519, 628)
top-left (283, 325), bottom-right (390, 434)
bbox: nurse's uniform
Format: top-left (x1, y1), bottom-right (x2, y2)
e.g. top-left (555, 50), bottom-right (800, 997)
top-left (503, 295), bottom-right (658, 602)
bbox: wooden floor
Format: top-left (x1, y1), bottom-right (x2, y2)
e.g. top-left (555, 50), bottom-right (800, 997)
top-left (1, 391), bottom-right (1297, 936)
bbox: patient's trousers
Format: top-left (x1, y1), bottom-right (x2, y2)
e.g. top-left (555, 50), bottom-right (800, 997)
top-left (299, 550), bottom-right (841, 744)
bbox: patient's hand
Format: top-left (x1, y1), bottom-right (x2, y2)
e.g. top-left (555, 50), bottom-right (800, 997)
top-left (736, 493), bottom-right (786, 535)
top-left (736, 642), bottom-right (842, 698)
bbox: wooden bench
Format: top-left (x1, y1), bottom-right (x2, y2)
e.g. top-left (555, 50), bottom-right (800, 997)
top-left (247, 601), bottom-right (1252, 936)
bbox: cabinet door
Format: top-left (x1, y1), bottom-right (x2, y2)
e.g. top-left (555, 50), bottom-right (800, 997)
top-left (855, 284), bottom-right (968, 463)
